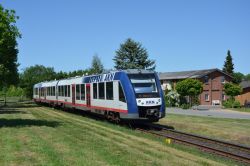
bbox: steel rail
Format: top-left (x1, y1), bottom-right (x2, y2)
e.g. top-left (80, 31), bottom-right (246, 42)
top-left (136, 123), bottom-right (250, 165)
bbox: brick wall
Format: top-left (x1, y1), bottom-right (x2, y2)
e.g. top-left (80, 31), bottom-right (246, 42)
top-left (199, 71), bottom-right (231, 105)
top-left (235, 87), bottom-right (250, 106)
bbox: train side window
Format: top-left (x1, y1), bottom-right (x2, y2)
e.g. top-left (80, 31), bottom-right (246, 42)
top-left (76, 84), bottom-right (80, 100)
top-left (81, 84), bottom-right (85, 100)
top-left (53, 86), bottom-right (55, 96)
top-left (65, 85), bottom-right (67, 97)
top-left (93, 83), bottom-right (97, 99)
top-left (60, 86), bottom-right (62, 96)
top-left (106, 82), bottom-right (113, 100)
top-left (67, 85), bottom-right (70, 97)
top-left (62, 85), bottom-right (65, 97)
top-left (119, 82), bottom-right (126, 103)
top-left (98, 82), bottom-right (105, 99)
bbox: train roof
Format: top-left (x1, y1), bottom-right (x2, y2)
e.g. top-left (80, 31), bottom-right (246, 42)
top-left (33, 69), bottom-right (155, 87)
top-left (57, 76), bottom-right (83, 85)
top-left (123, 69), bottom-right (155, 74)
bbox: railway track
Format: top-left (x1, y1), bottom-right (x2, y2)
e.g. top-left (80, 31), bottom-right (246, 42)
top-left (136, 123), bottom-right (250, 165)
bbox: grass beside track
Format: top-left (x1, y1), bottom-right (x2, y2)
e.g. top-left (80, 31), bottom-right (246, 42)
top-left (230, 107), bottom-right (250, 113)
top-left (159, 114), bottom-right (250, 146)
top-left (0, 102), bottom-right (240, 166)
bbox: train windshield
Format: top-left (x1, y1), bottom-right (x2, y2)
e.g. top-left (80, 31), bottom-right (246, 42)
top-left (129, 74), bottom-right (158, 94)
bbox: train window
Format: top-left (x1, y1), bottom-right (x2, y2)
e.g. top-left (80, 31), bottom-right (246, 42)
top-left (81, 84), bottom-right (85, 100)
top-left (64, 85), bottom-right (67, 97)
top-left (98, 82), bottom-right (105, 99)
top-left (58, 86), bottom-right (60, 96)
top-left (93, 83), bottom-right (97, 99)
top-left (62, 86), bottom-right (64, 96)
top-left (53, 86), bottom-right (55, 96)
top-left (59, 86), bottom-right (61, 96)
top-left (68, 85), bottom-right (70, 97)
top-left (76, 84), bottom-right (80, 100)
top-left (106, 82), bottom-right (113, 100)
top-left (119, 82), bottom-right (126, 102)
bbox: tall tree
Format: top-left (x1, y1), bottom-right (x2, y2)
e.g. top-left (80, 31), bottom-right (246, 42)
top-left (232, 72), bottom-right (244, 84)
top-left (222, 50), bottom-right (234, 75)
top-left (19, 65), bottom-right (56, 98)
top-left (90, 55), bottom-right (104, 74)
top-left (113, 38), bottom-right (155, 70)
top-left (0, 5), bottom-right (21, 89)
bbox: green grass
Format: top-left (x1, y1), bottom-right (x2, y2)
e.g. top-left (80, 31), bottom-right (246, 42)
top-left (0, 102), bottom-right (241, 166)
top-left (229, 107), bottom-right (250, 113)
top-left (158, 114), bottom-right (250, 146)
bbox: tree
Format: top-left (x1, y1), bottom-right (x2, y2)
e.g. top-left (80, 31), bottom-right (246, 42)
top-left (175, 79), bottom-right (203, 106)
top-left (0, 5), bottom-right (21, 89)
top-left (224, 82), bottom-right (242, 100)
top-left (89, 55), bottom-right (104, 74)
top-left (245, 74), bottom-right (250, 81)
top-left (113, 38), bottom-right (155, 70)
top-left (222, 50), bottom-right (234, 75)
top-left (19, 65), bottom-right (57, 98)
top-left (232, 72), bottom-right (244, 84)
top-left (55, 71), bottom-right (68, 80)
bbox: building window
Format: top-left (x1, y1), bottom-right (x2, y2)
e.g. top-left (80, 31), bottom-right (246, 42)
top-left (81, 84), bottom-right (85, 100)
top-left (221, 76), bottom-right (225, 83)
top-left (98, 82), bottom-right (105, 99)
top-left (222, 93), bottom-right (226, 101)
top-left (106, 82), bottom-right (113, 100)
top-left (93, 83), bottom-right (97, 99)
top-left (76, 84), bottom-right (80, 100)
top-left (204, 76), bottom-right (209, 84)
top-left (205, 94), bottom-right (209, 101)
top-left (119, 82), bottom-right (126, 103)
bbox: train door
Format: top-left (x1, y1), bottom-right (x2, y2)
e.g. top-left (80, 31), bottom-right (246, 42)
top-left (44, 87), bottom-right (47, 100)
top-left (39, 88), bottom-right (41, 100)
top-left (72, 84), bottom-right (75, 105)
top-left (86, 84), bottom-right (91, 107)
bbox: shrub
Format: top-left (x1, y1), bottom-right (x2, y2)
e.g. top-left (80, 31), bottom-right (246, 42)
top-left (180, 103), bottom-right (190, 109)
top-left (223, 99), bottom-right (241, 108)
top-left (165, 90), bottom-right (180, 107)
top-left (232, 100), bottom-right (241, 108)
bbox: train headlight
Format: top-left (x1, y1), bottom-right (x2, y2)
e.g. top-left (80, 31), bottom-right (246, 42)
top-left (138, 100), bottom-right (141, 103)
top-left (158, 99), bottom-right (161, 102)
top-left (142, 102), bottom-right (144, 105)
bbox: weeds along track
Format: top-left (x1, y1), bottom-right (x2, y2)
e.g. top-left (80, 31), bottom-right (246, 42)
top-left (136, 123), bottom-right (250, 165)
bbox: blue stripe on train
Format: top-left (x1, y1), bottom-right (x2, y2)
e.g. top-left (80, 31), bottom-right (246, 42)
top-left (114, 72), bottom-right (138, 114)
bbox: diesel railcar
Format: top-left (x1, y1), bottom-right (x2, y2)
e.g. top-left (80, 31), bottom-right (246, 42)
top-left (33, 69), bottom-right (165, 122)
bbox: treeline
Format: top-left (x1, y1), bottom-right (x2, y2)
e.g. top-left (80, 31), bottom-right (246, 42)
top-left (17, 55), bottom-right (105, 98)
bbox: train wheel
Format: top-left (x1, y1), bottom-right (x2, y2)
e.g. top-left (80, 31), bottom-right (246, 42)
top-left (106, 111), bottom-right (120, 123)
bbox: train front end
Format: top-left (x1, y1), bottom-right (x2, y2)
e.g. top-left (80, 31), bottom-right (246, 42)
top-left (121, 70), bottom-right (165, 122)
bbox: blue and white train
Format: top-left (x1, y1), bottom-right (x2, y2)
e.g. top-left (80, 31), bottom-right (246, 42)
top-left (33, 69), bottom-right (165, 122)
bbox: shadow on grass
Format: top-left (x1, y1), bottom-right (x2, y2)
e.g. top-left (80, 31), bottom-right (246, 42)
top-left (0, 103), bottom-right (41, 109)
top-left (0, 110), bottom-right (27, 114)
top-left (0, 119), bottom-right (61, 128)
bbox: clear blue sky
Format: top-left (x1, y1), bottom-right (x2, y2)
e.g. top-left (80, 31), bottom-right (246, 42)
top-left (1, 0), bottom-right (250, 74)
